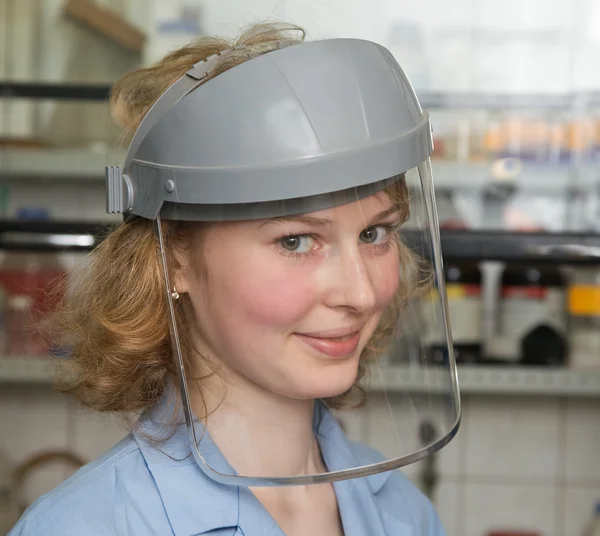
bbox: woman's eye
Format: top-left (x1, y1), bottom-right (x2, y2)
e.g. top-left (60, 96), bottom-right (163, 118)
top-left (280, 235), bottom-right (315, 253)
top-left (360, 226), bottom-right (389, 245)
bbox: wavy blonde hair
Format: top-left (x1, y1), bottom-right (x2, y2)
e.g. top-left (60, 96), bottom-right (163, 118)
top-left (51, 22), bottom-right (427, 424)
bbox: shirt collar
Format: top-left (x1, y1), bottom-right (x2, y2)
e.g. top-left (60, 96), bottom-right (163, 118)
top-left (134, 388), bottom-right (240, 536)
top-left (134, 389), bottom-right (392, 536)
top-left (313, 402), bottom-right (391, 494)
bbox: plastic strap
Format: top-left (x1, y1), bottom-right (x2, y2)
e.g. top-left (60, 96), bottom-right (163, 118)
top-left (123, 53), bottom-right (223, 172)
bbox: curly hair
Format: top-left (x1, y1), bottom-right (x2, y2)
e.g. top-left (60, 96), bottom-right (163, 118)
top-left (50, 22), bottom-right (428, 426)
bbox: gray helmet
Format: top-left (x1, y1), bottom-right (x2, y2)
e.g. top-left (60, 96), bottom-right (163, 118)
top-left (106, 38), bottom-right (433, 222)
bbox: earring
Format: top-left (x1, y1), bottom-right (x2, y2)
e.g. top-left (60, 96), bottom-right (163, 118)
top-left (171, 286), bottom-right (180, 301)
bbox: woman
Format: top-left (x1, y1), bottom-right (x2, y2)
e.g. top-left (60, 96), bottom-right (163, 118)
top-left (10, 22), bottom-right (459, 536)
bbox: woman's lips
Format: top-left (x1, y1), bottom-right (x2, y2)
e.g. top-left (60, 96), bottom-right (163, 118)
top-left (294, 331), bottom-right (361, 358)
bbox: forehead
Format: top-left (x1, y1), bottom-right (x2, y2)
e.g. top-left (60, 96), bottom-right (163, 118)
top-left (192, 190), bottom-right (405, 240)
top-left (307, 191), bottom-right (396, 218)
top-left (259, 191), bottom-right (402, 229)
top-left (186, 191), bottom-right (404, 254)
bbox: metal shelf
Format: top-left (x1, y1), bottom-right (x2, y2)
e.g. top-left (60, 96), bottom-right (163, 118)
top-left (369, 365), bottom-right (600, 397)
top-left (0, 357), bottom-right (55, 384)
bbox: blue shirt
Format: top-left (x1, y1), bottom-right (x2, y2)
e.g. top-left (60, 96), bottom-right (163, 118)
top-left (9, 398), bottom-right (446, 536)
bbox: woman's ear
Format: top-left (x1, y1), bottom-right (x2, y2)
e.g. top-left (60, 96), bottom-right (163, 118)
top-left (169, 222), bottom-right (205, 295)
top-left (171, 246), bottom-right (192, 295)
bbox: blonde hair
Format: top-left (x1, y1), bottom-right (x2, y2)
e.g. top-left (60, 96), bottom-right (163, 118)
top-left (110, 22), bottom-right (306, 141)
top-left (51, 22), bottom-right (426, 423)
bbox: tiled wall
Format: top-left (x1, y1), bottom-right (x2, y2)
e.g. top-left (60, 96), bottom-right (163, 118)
top-left (1, 386), bottom-right (599, 536)
top-left (361, 395), bottom-right (600, 536)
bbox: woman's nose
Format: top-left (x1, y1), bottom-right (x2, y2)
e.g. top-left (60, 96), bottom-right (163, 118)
top-left (321, 247), bottom-right (377, 313)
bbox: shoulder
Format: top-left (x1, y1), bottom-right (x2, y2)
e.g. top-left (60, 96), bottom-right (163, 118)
top-left (8, 435), bottom-right (172, 536)
top-left (349, 441), bottom-right (447, 536)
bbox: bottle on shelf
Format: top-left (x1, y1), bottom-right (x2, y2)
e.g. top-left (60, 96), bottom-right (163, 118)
top-left (568, 267), bottom-right (600, 369)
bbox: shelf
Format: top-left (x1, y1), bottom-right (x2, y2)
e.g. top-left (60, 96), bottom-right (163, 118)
top-left (0, 82), bottom-right (110, 101)
top-left (0, 219), bottom-right (598, 263)
top-left (0, 357), bottom-right (55, 384)
top-left (0, 220), bottom-right (112, 251)
top-left (431, 161), bottom-right (598, 193)
top-left (420, 92), bottom-right (582, 110)
top-left (3, 83), bottom-right (600, 108)
top-left (434, 229), bottom-right (600, 265)
top-left (2, 357), bottom-right (599, 397)
top-left (369, 365), bottom-right (600, 397)
top-left (0, 148), bottom-right (125, 180)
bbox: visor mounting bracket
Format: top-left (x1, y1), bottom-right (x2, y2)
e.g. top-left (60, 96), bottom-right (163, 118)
top-left (105, 166), bottom-right (133, 214)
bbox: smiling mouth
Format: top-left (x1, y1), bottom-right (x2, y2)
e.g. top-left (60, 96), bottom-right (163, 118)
top-left (293, 328), bottom-right (363, 358)
top-left (297, 323), bottom-right (367, 340)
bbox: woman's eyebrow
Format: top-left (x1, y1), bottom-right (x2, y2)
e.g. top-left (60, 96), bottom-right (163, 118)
top-left (259, 215), bottom-right (333, 228)
top-left (368, 206), bottom-right (403, 224)
top-left (259, 206), bottom-right (402, 229)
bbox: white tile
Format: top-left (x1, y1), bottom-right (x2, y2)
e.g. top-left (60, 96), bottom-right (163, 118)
top-left (464, 483), bottom-right (558, 536)
top-left (364, 392), bottom-right (462, 478)
top-left (565, 399), bottom-right (600, 483)
top-left (434, 411), bottom-right (464, 477)
top-left (434, 480), bottom-right (461, 536)
top-left (70, 404), bottom-right (127, 460)
top-left (0, 385), bottom-right (68, 461)
top-left (465, 395), bottom-right (560, 480)
top-left (564, 486), bottom-right (600, 536)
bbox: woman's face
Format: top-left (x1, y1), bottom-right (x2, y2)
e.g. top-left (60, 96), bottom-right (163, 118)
top-left (176, 192), bottom-right (402, 400)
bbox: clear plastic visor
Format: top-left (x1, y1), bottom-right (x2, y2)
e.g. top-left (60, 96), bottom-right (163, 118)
top-left (156, 159), bottom-right (460, 487)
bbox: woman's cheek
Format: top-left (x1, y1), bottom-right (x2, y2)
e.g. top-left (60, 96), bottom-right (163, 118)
top-left (235, 268), bottom-right (319, 326)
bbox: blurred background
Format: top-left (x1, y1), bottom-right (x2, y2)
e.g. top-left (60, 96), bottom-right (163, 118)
top-left (0, 1), bottom-right (599, 535)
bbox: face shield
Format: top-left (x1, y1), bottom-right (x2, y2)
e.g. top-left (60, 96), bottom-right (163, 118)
top-left (106, 38), bottom-right (460, 487)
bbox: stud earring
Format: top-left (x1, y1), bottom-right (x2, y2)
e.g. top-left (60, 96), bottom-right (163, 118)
top-left (171, 286), bottom-right (180, 301)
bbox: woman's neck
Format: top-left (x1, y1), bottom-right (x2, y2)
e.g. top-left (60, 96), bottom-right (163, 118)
top-left (190, 367), bottom-right (326, 478)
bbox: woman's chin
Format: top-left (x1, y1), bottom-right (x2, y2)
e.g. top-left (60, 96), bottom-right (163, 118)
top-left (285, 367), bottom-right (359, 400)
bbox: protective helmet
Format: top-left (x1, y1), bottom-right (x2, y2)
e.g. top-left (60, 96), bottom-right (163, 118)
top-left (106, 37), bottom-right (460, 487)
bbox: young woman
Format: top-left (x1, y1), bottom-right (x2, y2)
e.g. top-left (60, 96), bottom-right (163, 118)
top-left (10, 22), bottom-right (460, 536)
